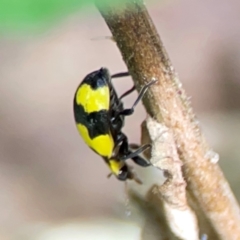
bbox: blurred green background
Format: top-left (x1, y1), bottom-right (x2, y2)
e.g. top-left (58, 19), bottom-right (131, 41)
top-left (0, 0), bottom-right (84, 30)
top-left (0, 0), bottom-right (126, 31)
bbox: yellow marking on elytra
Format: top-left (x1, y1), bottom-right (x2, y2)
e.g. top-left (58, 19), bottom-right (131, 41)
top-left (77, 123), bottom-right (114, 158)
top-left (76, 84), bottom-right (110, 113)
top-left (109, 159), bottom-right (124, 176)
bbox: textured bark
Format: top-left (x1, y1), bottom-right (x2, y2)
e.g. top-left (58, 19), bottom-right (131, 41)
top-left (95, 0), bottom-right (240, 239)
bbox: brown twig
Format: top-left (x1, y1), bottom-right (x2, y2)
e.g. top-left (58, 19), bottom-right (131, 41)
top-left (142, 117), bottom-right (199, 240)
top-left (95, 0), bottom-right (240, 239)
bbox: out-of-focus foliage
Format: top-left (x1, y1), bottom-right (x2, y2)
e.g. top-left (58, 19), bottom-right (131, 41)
top-left (0, 0), bottom-right (124, 32)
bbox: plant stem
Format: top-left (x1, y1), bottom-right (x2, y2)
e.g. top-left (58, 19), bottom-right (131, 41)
top-left (95, 0), bottom-right (240, 239)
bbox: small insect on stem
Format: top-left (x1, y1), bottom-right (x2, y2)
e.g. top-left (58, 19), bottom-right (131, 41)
top-left (73, 68), bottom-right (157, 183)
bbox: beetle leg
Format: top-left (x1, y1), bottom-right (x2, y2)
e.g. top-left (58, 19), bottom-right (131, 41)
top-left (111, 72), bottom-right (129, 78)
top-left (118, 79), bottom-right (157, 117)
top-left (114, 133), bottom-right (129, 158)
top-left (114, 132), bottom-right (125, 146)
top-left (117, 135), bottom-right (151, 167)
top-left (120, 144), bottom-right (151, 166)
top-left (129, 143), bottom-right (151, 166)
top-left (129, 143), bottom-right (140, 150)
top-left (131, 154), bottom-right (151, 167)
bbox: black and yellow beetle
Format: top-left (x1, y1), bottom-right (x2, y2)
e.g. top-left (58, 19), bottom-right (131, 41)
top-left (73, 68), bottom-right (155, 183)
